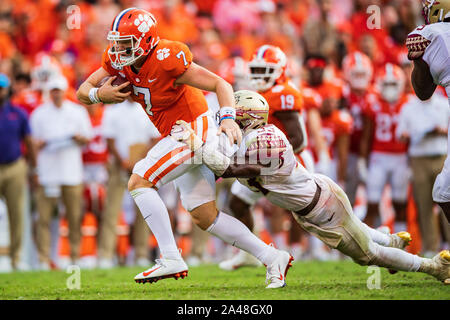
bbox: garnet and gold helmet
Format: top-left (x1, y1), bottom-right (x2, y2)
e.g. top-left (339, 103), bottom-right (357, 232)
top-left (422, 0), bottom-right (450, 24)
top-left (234, 90), bottom-right (269, 132)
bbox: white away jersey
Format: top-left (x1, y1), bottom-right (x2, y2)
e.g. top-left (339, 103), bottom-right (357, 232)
top-left (409, 22), bottom-right (450, 99)
top-left (229, 124), bottom-right (317, 212)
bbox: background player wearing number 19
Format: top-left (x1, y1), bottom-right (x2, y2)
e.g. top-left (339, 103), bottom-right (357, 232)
top-left (220, 45), bottom-right (312, 270)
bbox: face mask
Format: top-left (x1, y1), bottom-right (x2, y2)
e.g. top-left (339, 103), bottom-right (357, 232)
top-left (350, 77), bottom-right (370, 90)
top-left (382, 85), bottom-right (400, 103)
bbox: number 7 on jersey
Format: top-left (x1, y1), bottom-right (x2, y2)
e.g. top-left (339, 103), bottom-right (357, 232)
top-left (176, 50), bottom-right (188, 66)
top-left (133, 86), bottom-right (153, 116)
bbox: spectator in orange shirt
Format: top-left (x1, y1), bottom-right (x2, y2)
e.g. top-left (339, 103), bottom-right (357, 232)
top-left (0, 11), bottom-right (16, 60)
top-left (11, 73), bottom-right (42, 116)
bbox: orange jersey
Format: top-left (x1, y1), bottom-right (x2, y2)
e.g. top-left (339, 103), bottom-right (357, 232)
top-left (102, 39), bottom-right (208, 136)
top-left (82, 106), bottom-right (108, 164)
top-left (342, 85), bottom-right (377, 154)
top-left (11, 89), bottom-right (42, 116)
top-left (365, 94), bottom-right (410, 154)
top-left (313, 80), bottom-right (344, 101)
top-left (261, 79), bottom-right (303, 137)
top-left (320, 109), bottom-right (353, 159)
top-left (301, 86), bottom-right (323, 111)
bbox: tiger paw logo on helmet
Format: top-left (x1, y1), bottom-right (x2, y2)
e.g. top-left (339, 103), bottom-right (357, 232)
top-left (157, 48), bottom-right (170, 61)
top-left (134, 14), bottom-right (152, 33)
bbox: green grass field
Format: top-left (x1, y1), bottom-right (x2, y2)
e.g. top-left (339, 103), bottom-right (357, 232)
top-left (0, 261), bottom-right (449, 300)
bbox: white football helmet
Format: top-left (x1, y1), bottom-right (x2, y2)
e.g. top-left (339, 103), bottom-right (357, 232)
top-left (376, 63), bottom-right (405, 103)
top-left (248, 45), bottom-right (287, 92)
top-left (342, 51), bottom-right (373, 91)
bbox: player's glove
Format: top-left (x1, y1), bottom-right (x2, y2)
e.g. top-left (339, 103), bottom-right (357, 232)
top-left (170, 120), bottom-right (204, 152)
top-left (406, 33), bottom-right (431, 61)
top-left (171, 120), bottom-right (231, 176)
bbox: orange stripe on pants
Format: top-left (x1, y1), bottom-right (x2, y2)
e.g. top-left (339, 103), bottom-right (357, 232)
top-left (143, 146), bottom-right (187, 181)
top-left (152, 151), bottom-right (194, 186)
top-left (201, 116), bottom-right (208, 142)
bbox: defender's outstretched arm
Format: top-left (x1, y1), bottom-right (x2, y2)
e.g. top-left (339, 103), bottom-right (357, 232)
top-left (411, 59), bottom-right (437, 101)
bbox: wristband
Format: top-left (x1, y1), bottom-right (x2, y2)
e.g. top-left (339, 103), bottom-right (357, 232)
top-left (219, 106), bottom-right (236, 122)
top-left (89, 87), bottom-right (101, 104)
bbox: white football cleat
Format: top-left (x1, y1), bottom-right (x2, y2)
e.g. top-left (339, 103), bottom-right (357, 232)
top-left (219, 250), bottom-right (262, 271)
top-left (134, 258), bottom-right (188, 284)
top-left (265, 250), bottom-right (294, 289)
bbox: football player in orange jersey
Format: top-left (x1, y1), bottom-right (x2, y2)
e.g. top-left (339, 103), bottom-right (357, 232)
top-left (360, 63), bottom-right (412, 232)
top-left (303, 55), bottom-right (351, 188)
top-left (77, 8), bottom-right (292, 288)
top-left (300, 86), bottom-right (332, 177)
top-left (248, 46), bottom-right (307, 156)
top-left (341, 51), bottom-right (375, 207)
top-left (219, 45), bottom-right (314, 269)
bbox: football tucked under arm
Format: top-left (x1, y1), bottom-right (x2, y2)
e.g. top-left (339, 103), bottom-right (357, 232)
top-left (406, 33), bottom-right (431, 60)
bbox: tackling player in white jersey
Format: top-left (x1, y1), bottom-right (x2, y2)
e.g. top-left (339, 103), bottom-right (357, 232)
top-left (406, 0), bottom-right (450, 221)
top-left (174, 90), bottom-right (450, 284)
